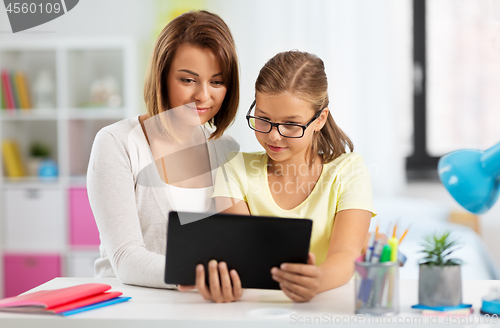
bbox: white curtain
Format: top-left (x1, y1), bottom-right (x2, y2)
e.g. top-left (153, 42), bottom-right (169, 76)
top-left (208, 0), bottom-right (411, 197)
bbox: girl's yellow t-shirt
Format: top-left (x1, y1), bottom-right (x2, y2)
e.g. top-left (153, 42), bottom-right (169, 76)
top-left (213, 151), bottom-right (377, 266)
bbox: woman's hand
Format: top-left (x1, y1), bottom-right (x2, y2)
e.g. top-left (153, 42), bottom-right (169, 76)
top-left (178, 260), bottom-right (243, 303)
top-left (271, 253), bottom-right (321, 302)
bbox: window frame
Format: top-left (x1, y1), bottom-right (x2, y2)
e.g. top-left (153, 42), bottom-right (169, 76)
top-left (406, 0), bottom-right (440, 180)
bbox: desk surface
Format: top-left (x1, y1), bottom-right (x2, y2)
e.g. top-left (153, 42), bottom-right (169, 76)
top-left (0, 278), bottom-right (499, 328)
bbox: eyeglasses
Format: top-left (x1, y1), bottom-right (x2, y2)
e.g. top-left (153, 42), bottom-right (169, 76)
top-left (246, 100), bottom-right (324, 138)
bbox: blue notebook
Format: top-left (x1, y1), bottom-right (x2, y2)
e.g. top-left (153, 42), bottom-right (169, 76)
top-left (59, 296), bottom-right (131, 316)
top-left (412, 303), bottom-right (472, 312)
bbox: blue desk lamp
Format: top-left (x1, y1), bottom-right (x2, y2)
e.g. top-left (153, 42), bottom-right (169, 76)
top-left (438, 141), bottom-right (500, 214)
top-left (438, 141), bottom-right (500, 315)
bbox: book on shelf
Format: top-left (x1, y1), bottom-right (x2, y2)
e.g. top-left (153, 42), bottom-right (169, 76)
top-left (0, 283), bottom-right (130, 316)
top-left (1, 69), bottom-right (15, 111)
top-left (0, 74), bottom-right (6, 109)
top-left (0, 69), bottom-right (32, 111)
top-left (15, 71), bottom-right (32, 109)
top-left (10, 71), bottom-right (20, 109)
top-left (1, 139), bottom-right (26, 177)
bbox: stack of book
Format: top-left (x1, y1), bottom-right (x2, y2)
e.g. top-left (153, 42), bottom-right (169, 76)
top-left (1, 69), bottom-right (32, 111)
top-left (0, 283), bottom-right (130, 316)
top-left (1, 139), bottom-right (26, 178)
top-left (411, 303), bottom-right (473, 316)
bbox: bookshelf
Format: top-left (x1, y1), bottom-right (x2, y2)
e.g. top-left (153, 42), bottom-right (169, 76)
top-left (0, 37), bottom-right (138, 298)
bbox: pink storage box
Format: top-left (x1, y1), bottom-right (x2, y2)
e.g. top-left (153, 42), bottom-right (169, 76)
top-left (69, 188), bottom-right (100, 247)
top-left (3, 253), bottom-right (61, 298)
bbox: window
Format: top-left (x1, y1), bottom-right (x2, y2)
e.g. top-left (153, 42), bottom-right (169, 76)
top-left (407, 0), bottom-right (500, 179)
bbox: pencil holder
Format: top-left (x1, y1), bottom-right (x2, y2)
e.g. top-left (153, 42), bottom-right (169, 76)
top-left (354, 261), bottom-right (399, 316)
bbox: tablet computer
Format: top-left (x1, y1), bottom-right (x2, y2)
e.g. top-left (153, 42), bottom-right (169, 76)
top-left (164, 211), bottom-right (312, 290)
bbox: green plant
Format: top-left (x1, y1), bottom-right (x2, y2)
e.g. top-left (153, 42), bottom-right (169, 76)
top-left (29, 142), bottom-right (51, 158)
top-left (419, 231), bottom-right (462, 266)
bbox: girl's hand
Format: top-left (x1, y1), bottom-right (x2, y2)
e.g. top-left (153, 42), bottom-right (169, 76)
top-left (178, 260), bottom-right (243, 303)
top-left (271, 253), bottom-right (321, 302)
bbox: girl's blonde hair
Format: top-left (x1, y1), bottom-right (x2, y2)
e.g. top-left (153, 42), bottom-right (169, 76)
top-left (255, 50), bottom-right (353, 163)
top-left (143, 10), bottom-right (239, 140)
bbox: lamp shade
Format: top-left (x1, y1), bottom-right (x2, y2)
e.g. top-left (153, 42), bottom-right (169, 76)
top-left (438, 141), bottom-right (500, 214)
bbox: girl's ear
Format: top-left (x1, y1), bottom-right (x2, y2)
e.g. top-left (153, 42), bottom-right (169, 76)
top-left (314, 107), bottom-right (329, 132)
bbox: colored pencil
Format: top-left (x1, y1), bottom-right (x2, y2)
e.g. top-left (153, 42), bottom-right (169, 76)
top-left (399, 225), bottom-right (411, 244)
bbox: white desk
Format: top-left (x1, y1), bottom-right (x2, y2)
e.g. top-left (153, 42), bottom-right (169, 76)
top-left (0, 278), bottom-right (499, 328)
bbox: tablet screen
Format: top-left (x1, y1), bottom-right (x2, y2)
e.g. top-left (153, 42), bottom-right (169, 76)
top-left (165, 211), bottom-right (312, 289)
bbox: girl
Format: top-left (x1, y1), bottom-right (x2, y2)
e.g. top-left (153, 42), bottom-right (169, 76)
top-left (213, 50), bottom-right (377, 302)
top-left (87, 11), bottom-right (242, 303)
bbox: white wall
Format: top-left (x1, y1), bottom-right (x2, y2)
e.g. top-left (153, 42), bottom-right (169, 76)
top-left (0, 0), bottom-right (157, 114)
top-left (211, 0), bottom-right (411, 198)
top-left (0, 0), bottom-right (155, 38)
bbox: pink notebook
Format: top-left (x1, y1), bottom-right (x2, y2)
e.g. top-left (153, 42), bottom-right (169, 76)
top-left (0, 283), bottom-right (122, 314)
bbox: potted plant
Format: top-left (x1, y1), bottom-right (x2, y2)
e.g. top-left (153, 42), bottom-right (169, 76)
top-left (418, 231), bottom-right (463, 307)
top-left (28, 142), bottom-right (51, 176)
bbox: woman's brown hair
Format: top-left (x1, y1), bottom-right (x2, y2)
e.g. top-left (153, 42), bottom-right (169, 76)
top-left (143, 10), bottom-right (239, 140)
top-left (255, 50), bottom-right (353, 164)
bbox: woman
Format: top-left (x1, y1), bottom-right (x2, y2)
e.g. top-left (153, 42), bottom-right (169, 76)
top-left (87, 10), bottom-right (242, 302)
